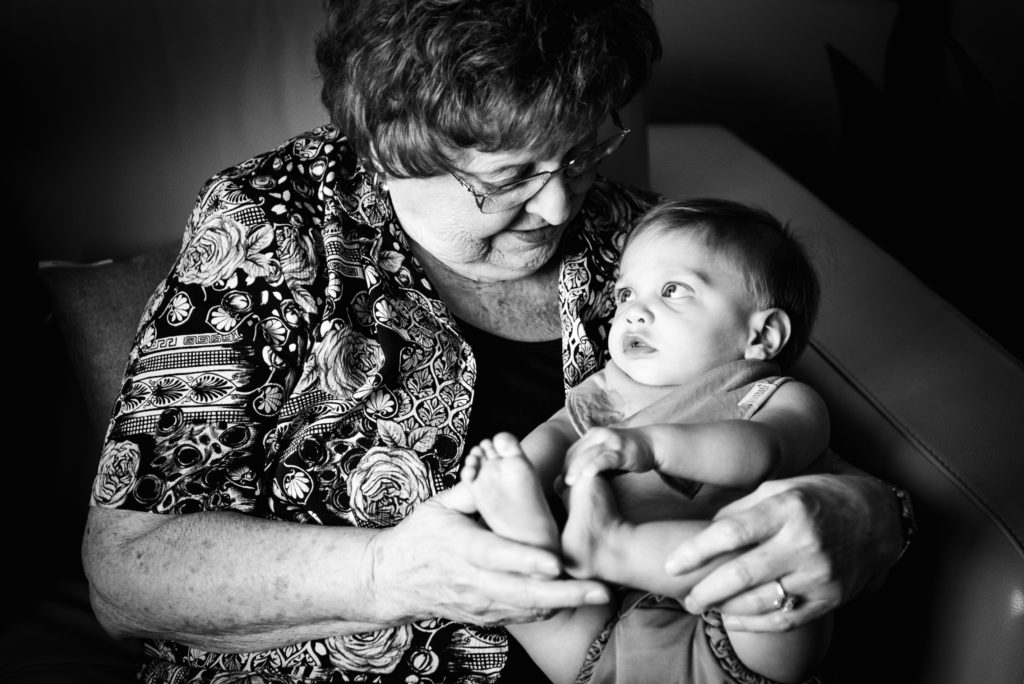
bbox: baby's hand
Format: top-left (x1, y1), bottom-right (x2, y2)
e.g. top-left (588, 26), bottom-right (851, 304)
top-left (563, 426), bottom-right (656, 486)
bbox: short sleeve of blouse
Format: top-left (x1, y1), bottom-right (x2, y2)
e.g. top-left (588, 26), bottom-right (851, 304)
top-left (89, 132), bottom-right (337, 515)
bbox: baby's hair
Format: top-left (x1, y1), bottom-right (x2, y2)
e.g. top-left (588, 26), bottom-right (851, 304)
top-left (626, 198), bottom-right (820, 368)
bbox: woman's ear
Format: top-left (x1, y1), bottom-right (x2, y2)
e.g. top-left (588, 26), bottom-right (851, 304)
top-left (744, 308), bottom-right (792, 361)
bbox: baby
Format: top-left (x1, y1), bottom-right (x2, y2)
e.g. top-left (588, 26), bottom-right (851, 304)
top-left (455, 198), bottom-right (832, 684)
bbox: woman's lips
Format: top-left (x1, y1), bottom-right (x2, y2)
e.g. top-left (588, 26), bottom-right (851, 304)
top-left (508, 223), bottom-right (560, 244)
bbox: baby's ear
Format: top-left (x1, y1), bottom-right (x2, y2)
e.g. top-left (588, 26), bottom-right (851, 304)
top-left (744, 308), bottom-right (792, 361)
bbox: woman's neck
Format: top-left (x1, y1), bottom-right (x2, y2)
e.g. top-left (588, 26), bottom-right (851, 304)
top-left (412, 247), bottom-right (561, 342)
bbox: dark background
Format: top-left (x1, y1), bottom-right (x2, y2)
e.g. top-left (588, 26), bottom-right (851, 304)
top-left (647, 0), bottom-right (1022, 361)
top-left (10, 0), bottom-right (1022, 364)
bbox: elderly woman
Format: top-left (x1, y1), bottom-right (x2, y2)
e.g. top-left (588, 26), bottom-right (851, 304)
top-left (82, 0), bottom-right (913, 682)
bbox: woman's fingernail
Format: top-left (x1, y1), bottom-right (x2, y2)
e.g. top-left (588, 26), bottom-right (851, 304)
top-left (665, 552), bottom-right (693, 574)
top-left (722, 615), bottom-right (747, 631)
top-left (585, 589), bottom-right (610, 604)
top-left (540, 560), bottom-right (561, 576)
top-left (665, 557), bottom-right (688, 574)
top-left (683, 596), bottom-right (700, 613)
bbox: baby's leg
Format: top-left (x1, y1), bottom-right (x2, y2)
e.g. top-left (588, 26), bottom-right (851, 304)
top-left (727, 614), bottom-right (833, 683)
top-left (561, 474), bottom-right (732, 597)
top-left (506, 605), bottom-right (614, 684)
top-left (561, 476), bottom-right (832, 682)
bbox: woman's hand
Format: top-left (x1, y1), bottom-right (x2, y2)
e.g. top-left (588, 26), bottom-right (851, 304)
top-left (663, 473), bottom-right (902, 631)
top-left (562, 426), bottom-right (655, 486)
top-left (367, 485), bottom-right (612, 626)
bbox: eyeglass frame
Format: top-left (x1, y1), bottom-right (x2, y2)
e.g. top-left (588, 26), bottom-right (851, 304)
top-left (449, 111), bottom-right (630, 214)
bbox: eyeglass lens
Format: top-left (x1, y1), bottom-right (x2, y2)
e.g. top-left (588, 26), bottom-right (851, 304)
top-left (480, 129), bottom-right (629, 213)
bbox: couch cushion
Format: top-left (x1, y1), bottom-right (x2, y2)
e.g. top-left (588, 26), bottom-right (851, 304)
top-left (1, 579), bottom-right (141, 684)
top-left (39, 241), bottom-right (182, 450)
top-left (13, 244), bottom-right (182, 684)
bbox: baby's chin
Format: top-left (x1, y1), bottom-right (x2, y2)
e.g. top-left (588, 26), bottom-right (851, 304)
top-left (612, 358), bottom-right (677, 387)
top-left (631, 372), bottom-right (688, 387)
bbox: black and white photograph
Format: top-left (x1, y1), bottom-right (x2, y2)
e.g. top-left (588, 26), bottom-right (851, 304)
top-left (9, 1), bottom-right (1022, 682)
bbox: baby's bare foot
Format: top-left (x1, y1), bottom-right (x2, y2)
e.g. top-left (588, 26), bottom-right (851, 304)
top-left (561, 473), bottom-right (624, 579)
top-left (467, 433), bottom-right (560, 554)
top-left (460, 446), bottom-right (484, 484)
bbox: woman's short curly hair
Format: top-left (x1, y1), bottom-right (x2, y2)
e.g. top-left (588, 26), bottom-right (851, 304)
top-left (627, 199), bottom-right (822, 370)
top-left (315, 0), bottom-right (661, 177)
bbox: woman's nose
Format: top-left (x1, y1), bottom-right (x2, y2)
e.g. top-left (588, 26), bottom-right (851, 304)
top-left (524, 173), bottom-right (573, 226)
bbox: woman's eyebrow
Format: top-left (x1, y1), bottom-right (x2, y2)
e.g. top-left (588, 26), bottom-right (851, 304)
top-left (454, 162), bottom-right (526, 184)
top-left (465, 153), bottom-right (534, 176)
top-left (479, 162), bottom-right (526, 176)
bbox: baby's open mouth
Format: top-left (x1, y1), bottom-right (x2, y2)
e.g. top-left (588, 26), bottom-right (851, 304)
top-left (623, 334), bottom-right (653, 352)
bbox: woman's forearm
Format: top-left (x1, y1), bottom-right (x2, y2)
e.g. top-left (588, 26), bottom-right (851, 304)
top-left (82, 506), bottom-right (390, 652)
top-left (813, 450), bottom-right (908, 577)
top-left (83, 494), bottom-right (611, 653)
top-left (834, 467), bottom-right (908, 575)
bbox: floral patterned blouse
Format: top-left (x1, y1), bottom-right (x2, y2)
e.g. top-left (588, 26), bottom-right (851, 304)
top-left (91, 125), bottom-right (657, 683)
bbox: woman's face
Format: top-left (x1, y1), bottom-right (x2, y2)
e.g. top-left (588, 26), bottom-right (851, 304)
top-left (386, 143), bottom-right (597, 283)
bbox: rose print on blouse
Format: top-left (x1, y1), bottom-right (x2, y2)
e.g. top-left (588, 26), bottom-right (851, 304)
top-left (177, 214), bottom-right (276, 288)
top-left (93, 440), bottom-right (141, 507)
top-left (276, 224), bottom-right (321, 314)
top-left (311, 320), bottom-right (384, 399)
top-left (325, 625), bottom-right (414, 674)
top-left (347, 445), bottom-right (434, 528)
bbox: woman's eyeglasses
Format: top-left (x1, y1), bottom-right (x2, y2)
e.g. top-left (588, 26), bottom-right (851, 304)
top-left (450, 111), bottom-right (630, 214)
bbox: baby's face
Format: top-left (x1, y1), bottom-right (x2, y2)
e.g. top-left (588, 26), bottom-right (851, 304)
top-left (609, 227), bottom-right (757, 386)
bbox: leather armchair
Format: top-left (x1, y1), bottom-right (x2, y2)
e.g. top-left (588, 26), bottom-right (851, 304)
top-left (646, 124), bottom-right (1024, 683)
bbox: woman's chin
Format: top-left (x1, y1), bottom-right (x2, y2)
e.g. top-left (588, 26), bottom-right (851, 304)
top-left (462, 248), bottom-right (561, 283)
top-left (488, 232), bottom-right (563, 275)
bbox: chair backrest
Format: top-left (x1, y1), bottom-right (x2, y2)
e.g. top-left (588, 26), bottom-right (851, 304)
top-left (648, 123), bottom-right (1024, 684)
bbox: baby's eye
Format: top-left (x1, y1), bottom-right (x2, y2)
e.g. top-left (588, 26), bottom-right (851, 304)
top-left (662, 282), bottom-right (693, 299)
top-left (615, 288), bottom-right (634, 304)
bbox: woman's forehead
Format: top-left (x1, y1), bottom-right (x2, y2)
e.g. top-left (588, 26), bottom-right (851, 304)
top-left (448, 124), bottom-right (602, 174)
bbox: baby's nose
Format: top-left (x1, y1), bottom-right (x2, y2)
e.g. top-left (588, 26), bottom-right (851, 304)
top-left (624, 302), bottom-right (651, 324)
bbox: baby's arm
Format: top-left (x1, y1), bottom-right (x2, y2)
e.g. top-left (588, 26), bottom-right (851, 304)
top-left (564, 381), bottom-right (829, 489)
top-left (518, 408), bottom-right (581, 498)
